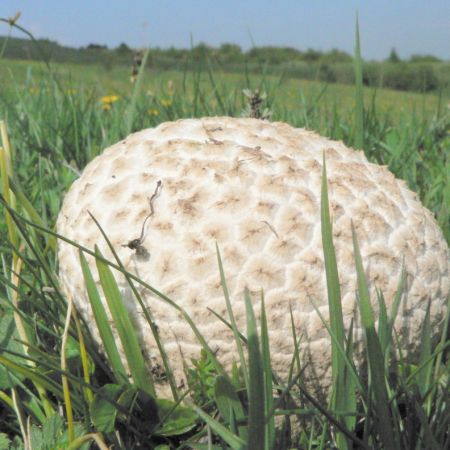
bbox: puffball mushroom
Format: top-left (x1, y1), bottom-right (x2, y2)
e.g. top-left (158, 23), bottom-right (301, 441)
top-left (57, 117), bottom-right (449, 397)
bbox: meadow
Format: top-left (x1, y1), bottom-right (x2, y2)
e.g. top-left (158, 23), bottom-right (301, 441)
top-left (0, 32), bottom-right (449, 450)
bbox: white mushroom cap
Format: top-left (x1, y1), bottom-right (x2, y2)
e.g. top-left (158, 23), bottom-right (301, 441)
top-left (57, 117), bottom-right (449, 397)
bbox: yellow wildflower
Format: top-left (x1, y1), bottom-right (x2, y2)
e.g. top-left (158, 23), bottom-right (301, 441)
top-left (101, 95), bottom-right (119, 104)
top-left (100, 95), bottom-right (119, 111)
top-left (147, 108), bottom-right (159, 116)
top-left (160, 99), bottom-right (172, 107)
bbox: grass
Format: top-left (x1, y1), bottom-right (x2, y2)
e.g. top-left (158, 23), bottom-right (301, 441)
top-left (0, 18), bottom-right (449, 450)
top-left (1, 58), bottom-right (447, 117)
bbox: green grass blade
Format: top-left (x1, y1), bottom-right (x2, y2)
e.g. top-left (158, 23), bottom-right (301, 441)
top-left (260, 293), bottom-right (275, 450)
top-left (0, 355), bottom-right (74, 405)
top-left (288, 305), bottom-right (302, 385)
top-left (376, 289), bottom-right (388, 353)
top-left (9, 178), bottom-right (57, 251)
top-left (416, 302), bottom-right (432, 398)
top-left (192, 405), bottom-right (245, 450)
top-left (320, 157), bottom-right (345, 361)
top-left (351, 224), bottom-right (398, 450)
top-left (343, 320), bottom-right (356, 432)
top-left (309, 298), bottom-right (362, 393)
top-left (320, 157), bottom-right (354, 449)
top-left (388, 266), bottom-right (406, 332)
top-left (411, 396), bottom-right (442, 450)
top-left (216, 244), bottom-right (249, 387)
top-left (294, 377), bottom-right (366, 449)
top-left (354, 13), bottom-right (364, 150)
top-left (207, 308), bottom-right (247, 345)
top-left (432, 293), bottom-right (450, 387)
top-left (79, 249), bottom-right (128, 383)
top-left (244, 288), bottom-right (265, 450)
top-left (377, 265), bottom-right (406, 364)
top-left (206, 59), bottom-right (226, 115)
top-left (214, 375), bottom-right (247, 441)
top-left (0, 197), bottom-right (61, 294)
top-left (125, 47), bottom-right (150, 135)
top-left (94, 245), bottom-right (154, 396)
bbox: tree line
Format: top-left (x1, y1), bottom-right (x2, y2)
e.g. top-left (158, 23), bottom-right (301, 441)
top-left (1, 36), bottom-right (448, 92)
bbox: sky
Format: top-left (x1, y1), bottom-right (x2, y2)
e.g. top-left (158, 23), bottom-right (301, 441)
top-left (1, 0), bottom-right (449, 61)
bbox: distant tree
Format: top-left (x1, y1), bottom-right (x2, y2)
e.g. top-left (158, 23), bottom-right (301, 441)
top-left (86, 43), bottom-right (108, 50)
top-left (246, 46), bottom-right (302, 64)
top-left (115, 43), bottom-right (132, 56)
top-left (409, 54), bottom-right (442, 63)
top-left (383, 62), bottom-right (438, 91)
top-left (218, 43), bottom-right (242, 62)
top-left (192, 42), bottom-right (212, 60)
top-left (412, 63), bottom-right (439, 90)
top-left (303, 48), bottom-right (321, 62)
top-left (387, 48), bottom-right (401, 63)
top-left (164, 46), bottom-right (189, 59)
top-left (321, 48), bottom-right (352, 63)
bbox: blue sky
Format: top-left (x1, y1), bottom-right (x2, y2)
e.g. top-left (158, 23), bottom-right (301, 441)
top-left (1, 1), bottom-right (449, 60)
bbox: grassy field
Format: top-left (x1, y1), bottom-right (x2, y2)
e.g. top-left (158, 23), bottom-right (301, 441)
top-left (2, 58), bottom-right (447, 116)
top-left (0, 48), bottom-right (449, 450)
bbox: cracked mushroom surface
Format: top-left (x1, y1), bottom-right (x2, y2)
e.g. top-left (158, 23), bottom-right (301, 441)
top-left (57, 117), bottom-right (449, 398)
